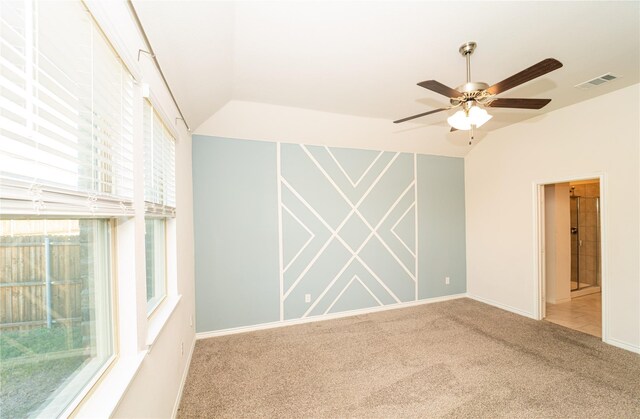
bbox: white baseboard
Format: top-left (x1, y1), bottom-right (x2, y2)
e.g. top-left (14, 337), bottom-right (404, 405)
top-left (171, 336), bottom-right (196, 418)
top-left (196, 293), bottom-right (467, 340)
top-left (194, 292), bottom-right (640, 356)
top-left (605, 337), bottom-right (640, 354)
top-left (466, 293), bottom-right (537, 319)
top-left (571, 287), bottom-right (601, 299)
top-left (547, 297), bottom-right (571, 305)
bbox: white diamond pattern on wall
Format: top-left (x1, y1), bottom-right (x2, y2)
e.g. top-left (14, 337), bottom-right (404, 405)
top-left (279, 143), bottom-right (417, 320)
top-left (193, 135), bottom-right (466, 333)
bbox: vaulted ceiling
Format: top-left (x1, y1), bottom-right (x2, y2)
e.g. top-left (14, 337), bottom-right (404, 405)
top-left (133, 1), bottom-right (639, 141)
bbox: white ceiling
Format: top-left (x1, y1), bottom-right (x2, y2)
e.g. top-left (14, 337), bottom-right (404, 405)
top-left (133, 1), bottom-right (640, 137)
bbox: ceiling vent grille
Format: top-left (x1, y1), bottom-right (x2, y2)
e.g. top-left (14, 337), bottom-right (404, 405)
top-left (575, 73), bottom-right (621, 89)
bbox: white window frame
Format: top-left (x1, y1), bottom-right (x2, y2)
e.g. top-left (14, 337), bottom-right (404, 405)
top-left (142, 93), bottom-right (176, 317)
top-left (0, 1), bottom-right (137, 417)
top-left (32, 218), bottom-right (117, 418)
top-left (0, 0), bottom-right (186, 415)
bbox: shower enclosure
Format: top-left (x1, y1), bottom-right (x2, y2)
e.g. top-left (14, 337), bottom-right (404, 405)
top-left (570, 194), bottom-right (601, 291)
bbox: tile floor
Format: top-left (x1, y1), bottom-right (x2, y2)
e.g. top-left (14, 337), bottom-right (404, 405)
top-left (545, 292), bottom-right (602, 338)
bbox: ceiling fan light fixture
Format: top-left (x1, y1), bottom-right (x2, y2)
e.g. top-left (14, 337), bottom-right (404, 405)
top-left (447, 110), bottom-right (471, 130)
top-left (447, 105), bottom-right (492, 131)
top-left (468, 105), bottom-right (492, 128)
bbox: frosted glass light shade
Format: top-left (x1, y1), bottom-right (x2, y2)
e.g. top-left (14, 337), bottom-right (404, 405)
top-left (447, 106), bottom-right (493, 131)
top-left (447, 110), bottom-right (471, 130)
top-left (468, 106), bottom-right (492, 128)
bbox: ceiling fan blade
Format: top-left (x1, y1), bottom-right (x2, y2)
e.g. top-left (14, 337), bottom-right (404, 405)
top-left (486, 58), bottom-right (563, 95)
top-left (393, 107), bottom-right (449, 124)
top-left (487, 98), bottom-right (552, 109)
top-left (417, 80), bottom-right (464, 99)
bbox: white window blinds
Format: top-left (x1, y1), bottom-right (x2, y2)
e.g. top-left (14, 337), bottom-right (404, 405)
top-left (0, 1), bottom-right (134, 216)
top-left (143, 99), bottom-right (175, 216)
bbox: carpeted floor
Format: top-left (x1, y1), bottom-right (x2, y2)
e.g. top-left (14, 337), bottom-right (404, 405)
top-left (178, 298), bottom-right (640, 418)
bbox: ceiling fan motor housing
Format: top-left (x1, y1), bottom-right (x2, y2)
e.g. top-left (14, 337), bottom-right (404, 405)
top-left (450, 82), bottom-right (490, 105)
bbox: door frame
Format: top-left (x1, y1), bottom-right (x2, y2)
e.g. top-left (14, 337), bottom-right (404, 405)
top-left (533, 173), bottom-right (607, 341)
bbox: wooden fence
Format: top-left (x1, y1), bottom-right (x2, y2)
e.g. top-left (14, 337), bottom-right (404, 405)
top-left (0, 235), bottom-right (83, 331)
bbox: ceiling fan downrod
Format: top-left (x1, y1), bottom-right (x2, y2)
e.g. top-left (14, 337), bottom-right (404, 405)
top-left (451, 42), bottom-right (489, 105)
top-left (459, 41), bottom-right (476, 84)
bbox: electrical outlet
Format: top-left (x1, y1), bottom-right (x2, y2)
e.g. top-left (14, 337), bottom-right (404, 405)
top-left (305, 294), bottom-right (311, 303)
top-left (181, 341), bottom-right (184, 356)
top-left (189, 315), bottom-right (193, 328)
top-left (445, 277), bottom-right (450, 285)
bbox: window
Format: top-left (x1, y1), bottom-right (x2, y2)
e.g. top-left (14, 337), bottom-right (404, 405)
top-left (0, 219), bottom-right (113, 417)
top-left (145, 218), bottom-right (166, 311)
top-left (0, 0), bottom-right (133, 416)
top-left (143, 99), bottom-right (176, 314)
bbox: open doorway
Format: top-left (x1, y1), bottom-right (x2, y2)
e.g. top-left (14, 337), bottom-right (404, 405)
top-left (540, 179), bottom-right (602, 338)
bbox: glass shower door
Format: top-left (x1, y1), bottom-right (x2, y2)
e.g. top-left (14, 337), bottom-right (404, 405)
top-left (570, 196), bottom-right (601, 291)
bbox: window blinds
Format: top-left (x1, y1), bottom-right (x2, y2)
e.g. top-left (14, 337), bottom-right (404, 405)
top-left (0, 1), bottom-right (134, 216)
top-left (143, 99), bottom-right (175, 216)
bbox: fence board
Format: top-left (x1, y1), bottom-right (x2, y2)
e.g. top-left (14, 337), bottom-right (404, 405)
top-left (0, 236), bottom-right (83, 331)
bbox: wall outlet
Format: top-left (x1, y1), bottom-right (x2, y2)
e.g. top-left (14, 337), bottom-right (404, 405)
top-left (445, 277), bottom-right (450, 285)
top-left (181, 341), bottom-right (184, 356)
top-left (305, 294), bottom-right (311, 303)
top-left (189, 315), bottom-right (193, 328)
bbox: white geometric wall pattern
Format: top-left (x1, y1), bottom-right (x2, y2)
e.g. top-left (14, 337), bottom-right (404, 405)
top-left (278, 143), bottom-right (417, 320)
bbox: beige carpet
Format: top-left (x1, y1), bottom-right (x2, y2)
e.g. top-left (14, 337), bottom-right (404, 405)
top-left (178, 298), bottom-right (640, 418)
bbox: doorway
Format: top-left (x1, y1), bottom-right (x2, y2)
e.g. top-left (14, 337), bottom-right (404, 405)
top-left (538, 178), bottom-right (603, 338)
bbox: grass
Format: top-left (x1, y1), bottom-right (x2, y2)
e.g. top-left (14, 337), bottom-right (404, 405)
top-left (0, 324), bottom-right (87, 417)
top-left (1, 355), bottom-right (87, 418)
top-left (0, 324), bottom-right (83, 359)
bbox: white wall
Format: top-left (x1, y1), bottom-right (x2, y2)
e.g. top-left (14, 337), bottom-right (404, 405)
top-left (545, 183), bottom-right (571, 305)
top-left (465, 84), bottom-right (640, 352)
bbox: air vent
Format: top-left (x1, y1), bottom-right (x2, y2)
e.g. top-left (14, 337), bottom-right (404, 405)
top-left (575, 73), bottom-right (621, 89)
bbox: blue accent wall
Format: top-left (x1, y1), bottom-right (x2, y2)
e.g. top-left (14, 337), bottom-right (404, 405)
top-left (418, 154), bottom-right (467, 298)
top-left (193, 136), bottom-right (466, 333)
top-left (193, 137), bottom-right (280, 331)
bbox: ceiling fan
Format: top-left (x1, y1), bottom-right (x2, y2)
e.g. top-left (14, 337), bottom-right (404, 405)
top-left (394, 41), bottom-right (563, 139)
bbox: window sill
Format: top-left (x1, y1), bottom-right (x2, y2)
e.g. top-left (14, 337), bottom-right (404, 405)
top-left (75, 351), bottom-right (146, 418)
top-left (146, 294), bottom-right (182, 351)
top-left (74, 296), bottom-right (181, 417)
